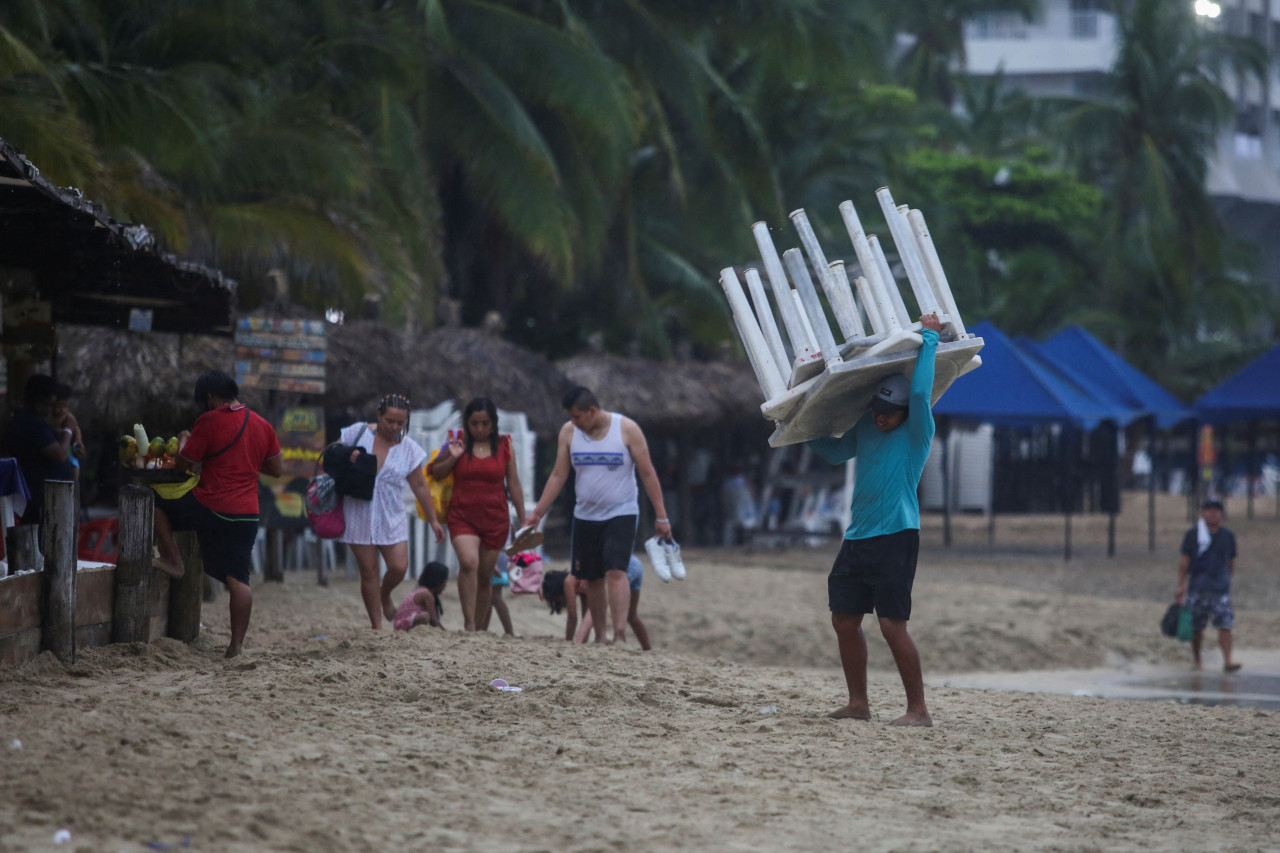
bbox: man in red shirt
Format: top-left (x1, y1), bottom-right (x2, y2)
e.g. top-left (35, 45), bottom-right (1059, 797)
top-left (154, 371), bottom-right (282, 658)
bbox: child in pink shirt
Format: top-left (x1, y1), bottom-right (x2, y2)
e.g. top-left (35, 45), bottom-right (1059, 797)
top-left (394, 562), bottom-right (448, 630)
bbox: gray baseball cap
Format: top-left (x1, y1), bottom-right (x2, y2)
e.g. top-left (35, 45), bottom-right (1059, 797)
top-left (869, 374), bottom-right (909, 414)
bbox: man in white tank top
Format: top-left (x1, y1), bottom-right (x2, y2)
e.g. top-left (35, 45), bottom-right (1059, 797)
top-left (527, 386), bottom-right (672, 645)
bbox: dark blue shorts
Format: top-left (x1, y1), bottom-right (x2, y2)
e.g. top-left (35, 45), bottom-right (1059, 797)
top-left (570, 515), bottom-right (637, 582)
top-left (828, 529), bottom-right (920, 620)
top-left (154, 491), bottom-right (259, 586)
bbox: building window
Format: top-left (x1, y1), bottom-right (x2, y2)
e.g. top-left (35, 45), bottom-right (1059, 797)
top-left (1070, 12), bottom-right (1099, 38)
top-left (1069, 1), bottom-right (1107, 40)
top-left (1249, 12), bottom-right (1266, 41)
top-left (965, 13), bottom-right (1029, 40)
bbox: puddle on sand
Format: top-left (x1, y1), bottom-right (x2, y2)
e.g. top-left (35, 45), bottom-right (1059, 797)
top-left (931, 650), bottom-right (1280, 712)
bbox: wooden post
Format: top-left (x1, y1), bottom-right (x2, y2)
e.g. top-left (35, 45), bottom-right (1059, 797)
top-left (113, 484), bottom-right (154, 643)
top-left (264, 528), bottom-right (285, 582)
top-left (41, 480), bottom-right (77, 663)
top-left (167, 531), bottom-right (203, 643)
top-left (6, 525), bottom-right (39, 575)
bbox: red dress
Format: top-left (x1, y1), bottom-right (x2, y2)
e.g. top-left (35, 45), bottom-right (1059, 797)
top-left (445, 435), bottom-right (513, 549)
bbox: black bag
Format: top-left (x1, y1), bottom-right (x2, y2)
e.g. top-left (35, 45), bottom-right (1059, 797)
top-left (1160, 602), bottom-right (1182, 638)
top-left (322, 424), bottom-right (377, 502)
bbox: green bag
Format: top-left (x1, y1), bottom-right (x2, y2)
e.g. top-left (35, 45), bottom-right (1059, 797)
top-left (1176, 606), bottom-right (1194, 642)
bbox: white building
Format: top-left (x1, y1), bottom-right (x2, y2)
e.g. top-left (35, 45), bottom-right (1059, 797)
top-left (963, 0), bottom-right (1280, 293)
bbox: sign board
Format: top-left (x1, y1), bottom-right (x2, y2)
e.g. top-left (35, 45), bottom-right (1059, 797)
top-left (262, 405), bottom-right (326, 527)
top-left (234, 316), bottom-right (326, 394)
top-left (128, 308), bottom-right (153, 332)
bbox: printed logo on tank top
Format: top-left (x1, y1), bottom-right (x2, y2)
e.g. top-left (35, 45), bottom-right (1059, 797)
top-left (572, 451), bottom-right (625, 470)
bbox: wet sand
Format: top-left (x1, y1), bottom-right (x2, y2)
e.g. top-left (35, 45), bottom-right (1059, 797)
top-left (1, 492), bottom-right (1278, 851)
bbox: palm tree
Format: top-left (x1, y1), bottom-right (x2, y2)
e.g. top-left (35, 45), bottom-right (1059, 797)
top-left (1050, 0), bottom-right (1267, 371)
top-left (885, 0), bottom-right (1040, 108)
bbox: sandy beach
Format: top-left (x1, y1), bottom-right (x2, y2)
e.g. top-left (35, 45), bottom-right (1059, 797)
top-left (2, 492), bottom-right (1279, 852)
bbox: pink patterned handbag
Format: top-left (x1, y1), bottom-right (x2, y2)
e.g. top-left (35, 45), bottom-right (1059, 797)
top-left (507, 552), bottom-right (544, 595)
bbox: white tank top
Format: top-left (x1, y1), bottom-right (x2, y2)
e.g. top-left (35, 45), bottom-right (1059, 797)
top-left (570, 413), bottom-right (639, 521)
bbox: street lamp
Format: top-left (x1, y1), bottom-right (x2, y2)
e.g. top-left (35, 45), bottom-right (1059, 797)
top-left (1194, 0), bottom-right (1222, 18)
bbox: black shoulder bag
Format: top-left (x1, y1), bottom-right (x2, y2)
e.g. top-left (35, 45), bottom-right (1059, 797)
top-left (322, 424), bottom-right (378, 502)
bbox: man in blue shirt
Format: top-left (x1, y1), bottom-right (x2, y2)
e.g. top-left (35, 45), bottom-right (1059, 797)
top-left (807, 313), bottom-right (942, 727)
top-left (3, 375), bottom-right (77, 527)
top-left (1176, 498), bottom-right (1240, 672)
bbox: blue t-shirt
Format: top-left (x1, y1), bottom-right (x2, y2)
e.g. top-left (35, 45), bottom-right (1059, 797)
top-left (4, 409), bottom-right (76, 515)
top-left (1180, 525), bottom-right (1236, 595)
top-left (805, 329), bottom-right (938, 540)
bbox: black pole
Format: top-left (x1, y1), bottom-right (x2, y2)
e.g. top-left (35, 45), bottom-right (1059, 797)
top-left (1247, 421), bottom-right (1257, 520)
top-left (1148, 418), bottom-right (1157, 552)
top-left (1063, 426), bottom-right (1073, 562)
top-left (941, 417), bottom-right (952, 548)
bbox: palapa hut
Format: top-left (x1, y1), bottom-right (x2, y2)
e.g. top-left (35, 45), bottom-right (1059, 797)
top-left (325, 322), bottom-right (571, 440)
top-left (557, 353), bottom-right (770, 544)
top-left (56, 319), bottom-right (573, 505)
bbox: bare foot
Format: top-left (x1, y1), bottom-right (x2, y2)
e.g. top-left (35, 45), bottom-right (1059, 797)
top-left (224, 643), bottom-right (241, 659)
top-left (827, 703), bottom-right (872, 720)
top-left (152, 557), bottom-right (184, 579)
top-left (1224, 662), bottom-right (1242, 673)
top-left (613, 630), bottom-right (627, 645)
top-left (382, 598), bottom-right (396, 621)
top-left (889, 711), bottom-right (933, 727)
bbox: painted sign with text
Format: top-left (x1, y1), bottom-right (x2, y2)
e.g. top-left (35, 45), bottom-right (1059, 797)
top-left (234, 317), bottom-right (326, 394)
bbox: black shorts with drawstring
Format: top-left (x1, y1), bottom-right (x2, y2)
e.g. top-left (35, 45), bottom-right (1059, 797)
top-left (570, 515), bottom-right (637, 582)
top-left (828, 529), bottom-right (920, 620)
top-left (154, 491), bottom-right (259, 586)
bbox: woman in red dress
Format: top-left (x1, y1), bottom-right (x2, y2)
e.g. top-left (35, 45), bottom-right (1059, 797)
top-left (427, 397), bottom-right (526, 631)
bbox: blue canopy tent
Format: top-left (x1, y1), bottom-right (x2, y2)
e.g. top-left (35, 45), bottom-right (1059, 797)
top-left (1038, 326), bottom-right (1192, 429)
top-left (935, 322), bottom-right (1139, 427)
top-left (933, 322), bottom-right (1140, 557)
top-left (1039, 325), bottom-right (1195, 548)
top-left (1195, 341), bottom-right (1280, 519)
top-left (1195, 342), bottom-right (1280, 424)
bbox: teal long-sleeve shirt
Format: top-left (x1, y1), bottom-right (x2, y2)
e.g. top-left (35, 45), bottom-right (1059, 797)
top-left (806, 329), bottom-right (938, 540)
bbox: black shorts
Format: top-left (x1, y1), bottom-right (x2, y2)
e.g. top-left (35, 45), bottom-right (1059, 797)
top-left (154, 491), bottom-right (259, 586)
top-left (570, 515), bottom-right (637, 582)
top-left (828, 529), bottom-right (920, 620)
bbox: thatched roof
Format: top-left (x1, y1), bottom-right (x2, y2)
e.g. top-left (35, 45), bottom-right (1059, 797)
top-left (556, 354), bottom-right (765, 432)
top-left (56, 321), bottom-right (574, 440)
top-left (323, 323), bottom-right (572, 437)
top-left (0, 137), bottom-right (235, 335)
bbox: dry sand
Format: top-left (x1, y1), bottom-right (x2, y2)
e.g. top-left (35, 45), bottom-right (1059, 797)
top-left (2, 492), bottom-right (1279, 851)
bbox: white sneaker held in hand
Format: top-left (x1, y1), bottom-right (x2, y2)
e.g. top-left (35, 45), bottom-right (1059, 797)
top-left (663, 538), bottom-right (685, 580)
top-left (644, 536), bottom-right (672, 582)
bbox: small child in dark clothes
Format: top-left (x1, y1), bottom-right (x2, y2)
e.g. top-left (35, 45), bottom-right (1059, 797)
top-left (393, 561), bottom-right (448, 631)
top-left (540, 569), bottom-right (581, 642)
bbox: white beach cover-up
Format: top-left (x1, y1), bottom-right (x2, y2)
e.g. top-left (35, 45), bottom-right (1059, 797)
top-left (336, 423), bottom-right (427, 546)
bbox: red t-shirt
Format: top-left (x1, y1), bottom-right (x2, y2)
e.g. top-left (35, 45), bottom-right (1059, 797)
top-left (180, 404), bottom-right (281, 515)
top-left (447, 435), bottom-right (512, 517)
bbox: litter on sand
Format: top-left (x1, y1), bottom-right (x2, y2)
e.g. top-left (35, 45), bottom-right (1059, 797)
top-left (490, 678), bottom-right (523, 692)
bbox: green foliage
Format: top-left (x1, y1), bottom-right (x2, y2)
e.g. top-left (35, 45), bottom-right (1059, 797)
top-left (893, 148), bottom-right (1103, 334)
top-left (0, 0), bottom-right (1272, 396)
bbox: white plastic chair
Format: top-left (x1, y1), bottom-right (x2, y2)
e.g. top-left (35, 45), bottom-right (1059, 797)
top-left (721, 187), bottom-right (984, 447)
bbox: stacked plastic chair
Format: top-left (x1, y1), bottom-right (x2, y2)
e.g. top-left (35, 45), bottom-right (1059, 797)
top-left (720, 187), bottom-right (984, 447)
